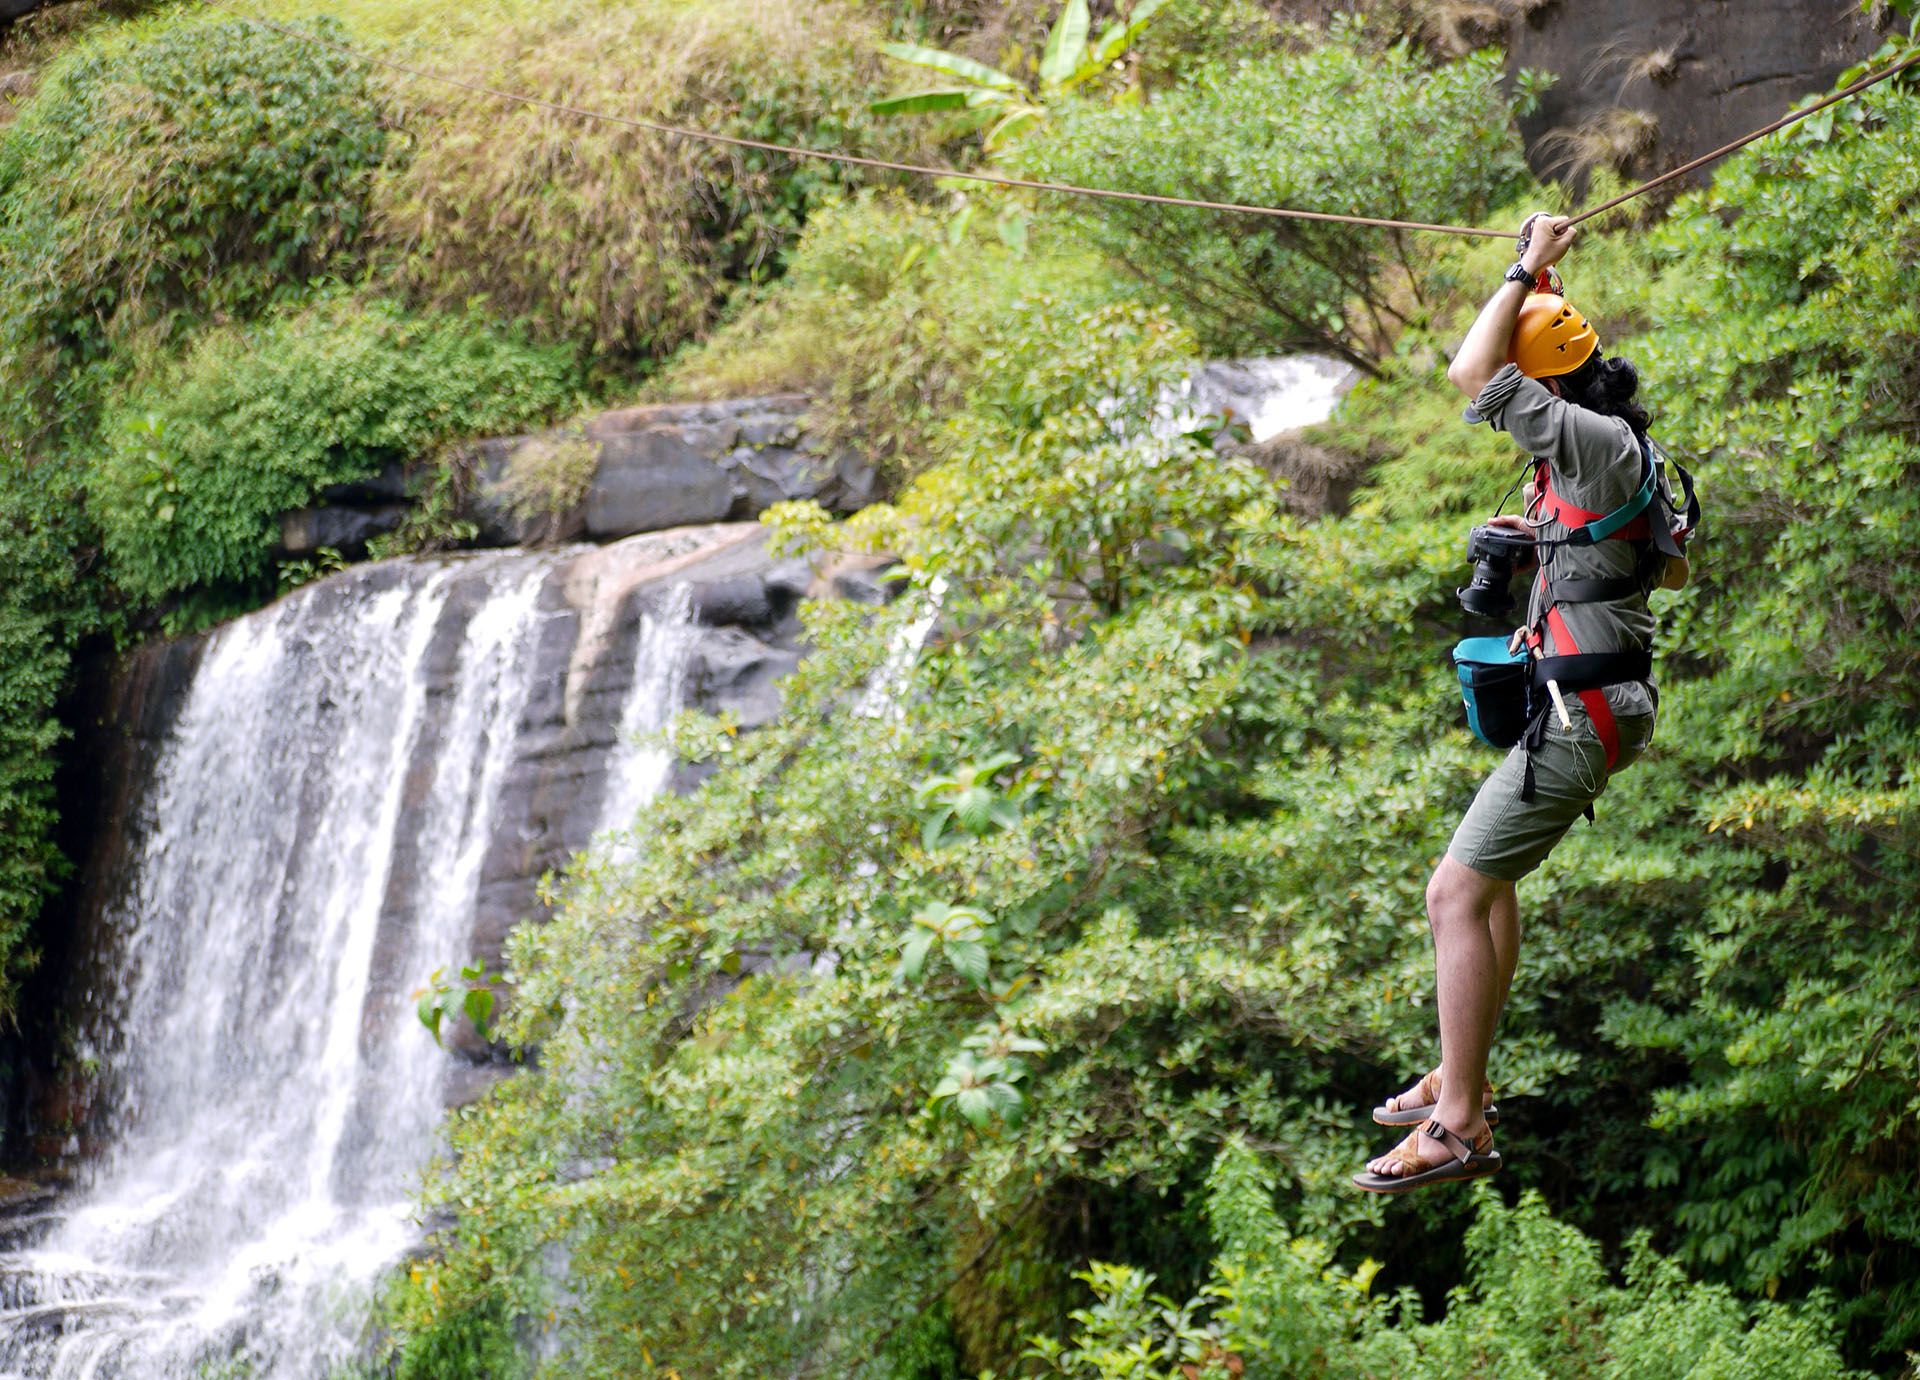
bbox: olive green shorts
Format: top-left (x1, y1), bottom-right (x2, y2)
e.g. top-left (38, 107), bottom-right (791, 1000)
top-left (1446, 696), bottom-right (1656, 882)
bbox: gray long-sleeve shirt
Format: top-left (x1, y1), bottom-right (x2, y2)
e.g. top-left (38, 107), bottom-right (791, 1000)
top-left (1468, 364), bottom-right (1659, 718)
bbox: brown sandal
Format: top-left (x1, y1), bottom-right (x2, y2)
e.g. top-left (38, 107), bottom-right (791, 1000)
top-left (1352, 1117), bottom-right (1501, 1195)
top-left (1372, 1067), bottom-right (1499, 1127)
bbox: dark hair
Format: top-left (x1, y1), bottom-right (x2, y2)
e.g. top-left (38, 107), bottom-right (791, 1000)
top-left (1556, 352), bottom-right (1650, 435)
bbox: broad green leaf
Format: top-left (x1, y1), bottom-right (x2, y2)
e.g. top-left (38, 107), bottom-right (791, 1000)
top-left (921, 806), bottom-right (952, 852)
top-left (955, 1086), bottom-right (993, 1128)
top-left (463, 987), bottom-right (494, 1034)
top-left (939, 905), bottom-right (991, 941)
top-left (417, 993), bottom-right (444, 1044)
top-left (973, 751), bottom-right (1022, 778)
top-left (1039, 0), bottom-right (1092, 87)
top-left (901, 930), bottom-right (935, 981)
top-left (987, 1082), bottom-right (1025, 1125)
top-left (954, 784), bottom-right (995, 834)
top-left (1088, 0), bottom-right (1169, 69)
top-left (984, 107), bottom-right (1044, 152)
top-left (879, 41), bottom-right (1020, 92)
top-left (868, 89), bottom-right (977, 117)
top-left (946, 939), bottom-right (990, 986)
top-left (964, 88), bottom-right (1015, 109)
top-left (946, 204), bottom-right (976, 247)
top-left (913, 772), bottom-right (959, 805)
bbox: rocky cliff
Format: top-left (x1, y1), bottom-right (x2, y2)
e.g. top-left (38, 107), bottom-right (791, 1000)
top-left (1504, 0), bottom-right (1888, 193)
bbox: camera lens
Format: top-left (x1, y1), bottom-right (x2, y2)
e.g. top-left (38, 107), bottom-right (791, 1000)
top-left (1457, 524), bottom-right (1522, 618)
top-left (1457, 571), bottom-right (1516, 618)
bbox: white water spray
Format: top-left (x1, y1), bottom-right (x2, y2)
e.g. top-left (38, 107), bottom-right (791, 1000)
top-left (0, 550), bottom-right (697, 1379)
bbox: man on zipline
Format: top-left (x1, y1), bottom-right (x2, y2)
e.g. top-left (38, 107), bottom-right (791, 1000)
top-left (1354, 213), bottom-right (1688, 1193)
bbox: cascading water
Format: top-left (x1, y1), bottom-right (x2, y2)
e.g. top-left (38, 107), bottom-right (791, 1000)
top-left (0, 547), bottom-right (699, 1380)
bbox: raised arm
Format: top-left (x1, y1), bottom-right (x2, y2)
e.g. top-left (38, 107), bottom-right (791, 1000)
top-left (1447, 214), bottom-right (1578, 398)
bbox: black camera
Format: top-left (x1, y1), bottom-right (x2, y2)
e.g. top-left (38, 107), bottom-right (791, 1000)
top-left (1457, 524), bottom-right (1536, 618)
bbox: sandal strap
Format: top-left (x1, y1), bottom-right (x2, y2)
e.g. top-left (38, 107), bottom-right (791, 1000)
top-left (1412, 1067), bottom-right (1497, 1107)
top-left (1420, 1117), bottom-right (1490, 1165)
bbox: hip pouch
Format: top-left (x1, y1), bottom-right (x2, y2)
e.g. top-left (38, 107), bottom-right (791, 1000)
top-left (1452, 636), bottom-right (1531, 749)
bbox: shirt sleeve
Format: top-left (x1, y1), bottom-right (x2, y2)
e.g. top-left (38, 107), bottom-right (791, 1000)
top-left (1466, 364), bottom-right (1635, 493)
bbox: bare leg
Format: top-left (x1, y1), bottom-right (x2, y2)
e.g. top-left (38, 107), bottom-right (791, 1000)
top-left (1369, 856), bottom-right (1505, 1175)
top-left (1384, 878), bottom-right (1519, 1113)
top-left (1489, 880), bottom-right (1520, 1024)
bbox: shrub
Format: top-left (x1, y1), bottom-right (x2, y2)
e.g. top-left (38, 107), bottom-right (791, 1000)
top-left (486, 432), bottom-right (600, 537)
top-left (349, 0), bottom-right (923, 365)
top-left (660, 190), bottom-right (1128, 471)
top-left (0, 12), bottom-right (386, 420)
top-left (87, 299), bottom-right (576, 600)
top-left (0, 455), bottom-right (115, 1022)
top-left (1033, 1145), bottom-right (1865, 1380)
top-left (1009, 20), bottom-right (1529, 367)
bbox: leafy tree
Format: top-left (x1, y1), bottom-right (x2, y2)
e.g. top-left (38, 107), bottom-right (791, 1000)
top-left (384, 56), bottom-right (1920, 1380)
top-left (1010, 22), bottom-right (1529, 368)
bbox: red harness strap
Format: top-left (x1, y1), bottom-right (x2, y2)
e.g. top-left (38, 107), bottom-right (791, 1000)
top-left (1543, 605), bottom-right (1622, 770)
top-left (1532, 462), bottom-right (1656, 542)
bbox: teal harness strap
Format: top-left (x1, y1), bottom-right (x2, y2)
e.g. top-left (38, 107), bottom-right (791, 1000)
top-left (1563, 444), bottom-right (1658, 546)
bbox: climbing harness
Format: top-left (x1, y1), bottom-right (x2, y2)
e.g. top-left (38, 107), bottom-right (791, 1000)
top-left (1493, 435), bottom-right (1697, 811)
top-left (202, 0), bottom-right (1920, 242)
top-left (1454, 425), bottom-right (1699, 792)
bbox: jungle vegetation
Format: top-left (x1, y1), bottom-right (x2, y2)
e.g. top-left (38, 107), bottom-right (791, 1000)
top-left (0, 1), bottom-right (1913, 1376)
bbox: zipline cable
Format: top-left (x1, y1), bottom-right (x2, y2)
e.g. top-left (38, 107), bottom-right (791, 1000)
top-left (204, 0), bottom-right (1920, 241)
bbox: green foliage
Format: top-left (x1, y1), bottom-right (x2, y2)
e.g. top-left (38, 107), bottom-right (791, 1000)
top-left (0, 599), bottom-right (62, 1011)
top-left (1010, 21), bottom-right (1528, 366)
top-left (0, 12), bottom-right (385, 417)
top-left (86, 299), bottom-right (575, 599)
top-left (0, 454), bottom-right (114, 1022)
top-left (415, 961), bottom-right (504, 1048)
top-left (660, 190), bottom-right (1130, 470)
top-left (1586, 95), bottom-right (1920, 1353)
top-left (1033, 1143), bottom-right (1864, 1380)
top-left (485, 432), bottom-right (600, 537)
top-left (355, 0), bottom-right (920, 365)
top-left (872, 0), bottom-right (1170, 149)
top-left (278, 546), bottom-right (349, 596)
top-left (387, 51), bottom-right (1920, 1376)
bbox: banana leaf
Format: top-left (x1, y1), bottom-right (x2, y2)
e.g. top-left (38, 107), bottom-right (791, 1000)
top-left (879, 41), bottom-right (1020, 92)
top-left (1038, 0), bottom-right (1091, 87)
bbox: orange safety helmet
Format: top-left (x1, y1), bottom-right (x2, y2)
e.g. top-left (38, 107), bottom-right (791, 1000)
top-left (1510, 293), bottom-right (1600, 379)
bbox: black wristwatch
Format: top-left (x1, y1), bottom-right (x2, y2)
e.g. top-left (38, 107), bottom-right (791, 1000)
top-left (1504, 260), bottom-right (1534, 287)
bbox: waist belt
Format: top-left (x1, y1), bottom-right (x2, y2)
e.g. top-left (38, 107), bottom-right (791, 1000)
top-left (1531, 649), bottom-right (1652, 697)
top-left (1546, 574), bottom-right (1647, 605)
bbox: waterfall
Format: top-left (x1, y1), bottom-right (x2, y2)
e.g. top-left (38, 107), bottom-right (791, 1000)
top-left (0, 547), bottom-right (700, 1379)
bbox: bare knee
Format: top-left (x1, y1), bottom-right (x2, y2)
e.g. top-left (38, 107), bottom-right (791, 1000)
top-left (1427, 857), bottom-right (1497, 934)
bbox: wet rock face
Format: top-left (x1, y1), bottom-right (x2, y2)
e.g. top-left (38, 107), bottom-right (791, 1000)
top-left (465, 394), bottom-right (878, 548)
top-left (46, 526), bottom-right (888, 1116)
top-left (276, 394), bottom-right (878, 558)
top-left (1508, 0), bottom-right (1886, 194)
